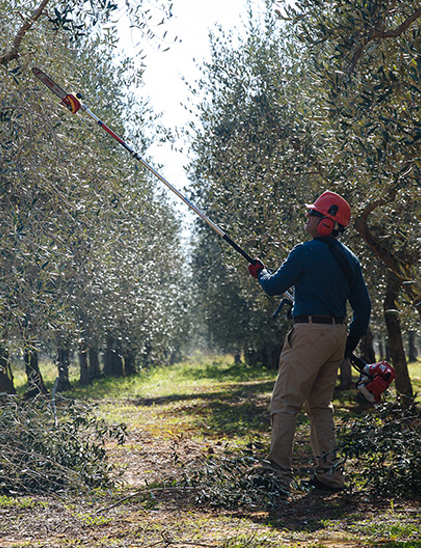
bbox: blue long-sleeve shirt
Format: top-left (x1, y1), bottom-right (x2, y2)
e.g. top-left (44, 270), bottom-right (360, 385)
top-left (258, 238), bottom-right (371, 337)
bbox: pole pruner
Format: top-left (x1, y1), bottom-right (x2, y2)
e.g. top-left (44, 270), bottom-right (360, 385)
top-left (32, 67), bottom-right (293, 315)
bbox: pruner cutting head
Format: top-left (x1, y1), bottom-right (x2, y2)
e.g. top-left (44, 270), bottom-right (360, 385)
top-left (32, 68), bottom-right (82, 114)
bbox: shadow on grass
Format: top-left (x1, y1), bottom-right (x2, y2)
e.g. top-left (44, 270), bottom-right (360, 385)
top-left (130, 380), bottom-right (312, 441)
top-left (181, 359), bottom-right (276, 383)
top-left (252, 492), bottom-right (421, 540)
top-left (250, 492), bottom-right (363, 534)
top-left (56, 358), bottom-right (276, 401)
top-left (280, 492), bottom-right (353, 518)
top-left (132, 379), bottom-right (276, 436)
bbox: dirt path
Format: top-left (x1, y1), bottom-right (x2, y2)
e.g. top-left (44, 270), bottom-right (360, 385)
top-left (2, 422), bottom-right (419, 548)
top-left (2, 372), bottom-right (420, 548)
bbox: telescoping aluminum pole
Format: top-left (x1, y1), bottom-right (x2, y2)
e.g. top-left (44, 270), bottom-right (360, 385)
top-left (32, 67), bottom-right (294, 307)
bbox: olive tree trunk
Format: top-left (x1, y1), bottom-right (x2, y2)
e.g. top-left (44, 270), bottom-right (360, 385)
top-left (384, 271), bottom-right (413, 406)
top-left (56, 335), bottom-right (72, 392)
top-left (0, 348), bottom-right (16, 395)
top-left (103, 334), bottom-right (123, 377)
top-left (23, 347), bottom-right (48, 399)
top-left (88, 344), bottom-right (101, 380)
top-left (79, 338), bottom-right (90, 386)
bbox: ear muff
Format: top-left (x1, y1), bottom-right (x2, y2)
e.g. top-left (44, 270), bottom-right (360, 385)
top-left (317, 216), bottom-right (335, 236)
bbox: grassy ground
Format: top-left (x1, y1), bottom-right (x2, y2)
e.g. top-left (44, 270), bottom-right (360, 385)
top-left (2, 354), bottom-right (421, 548)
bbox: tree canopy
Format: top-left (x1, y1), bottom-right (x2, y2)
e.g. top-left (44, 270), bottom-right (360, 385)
top-left (187, 1), bottom-right (420, 396)
top-left (1, 0), bottom-right (188, 392)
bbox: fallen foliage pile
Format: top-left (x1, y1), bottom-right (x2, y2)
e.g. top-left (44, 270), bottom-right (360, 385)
top-left (0, 394), bottom-right (126, 494)
top-left (181, 449), bottom-right (290, 510)
top-left (338, 400), bottom-right (421, 498)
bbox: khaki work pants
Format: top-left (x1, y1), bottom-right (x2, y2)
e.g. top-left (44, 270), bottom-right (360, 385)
top-left (265, 322), bottom-right (347, 489)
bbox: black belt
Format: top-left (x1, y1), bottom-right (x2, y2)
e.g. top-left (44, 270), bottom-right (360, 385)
top-left (294, 315), bottom-right (345, 325)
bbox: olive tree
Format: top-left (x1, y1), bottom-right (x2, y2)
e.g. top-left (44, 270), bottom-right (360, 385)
top-left (274, 0), bottom-right (421, 400)
top-left (187, 3), bottom-right (332, 365)
top-left (0, 0), bottom-right (188, 393)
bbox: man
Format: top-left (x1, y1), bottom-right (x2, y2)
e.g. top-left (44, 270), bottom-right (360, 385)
top-left (248, 190), bottom-right (371, 492)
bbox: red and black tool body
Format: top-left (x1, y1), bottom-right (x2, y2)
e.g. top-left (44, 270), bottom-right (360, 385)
top-left (350, 353), bottom-right (396, 403)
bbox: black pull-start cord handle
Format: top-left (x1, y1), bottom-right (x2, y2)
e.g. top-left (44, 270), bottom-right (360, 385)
top-left (349, 353), bottom-right (367, 374)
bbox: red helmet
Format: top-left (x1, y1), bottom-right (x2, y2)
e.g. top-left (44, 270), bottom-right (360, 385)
top-left (305, 191), bottom-right (351, 227)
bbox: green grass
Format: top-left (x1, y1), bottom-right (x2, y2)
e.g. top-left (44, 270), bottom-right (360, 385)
top-left (11, 354), bottom-right (421, 437)
top-left (381, 544), bottom-right (421, 548)
top-left (91, 355), bottom-right (276, 444)
top-left (352, 519), bottom-right (421, 541)
top-left (11, 354), bottom-right (276, 446)
top-left (408, 359), bottom-right (421, 395)
top-left (13, 353), bottom-right (275, 396)
top-left (13, 354), bottom-right (421, 398)
top-left (0, 496), bottom-right (48, 509)
top-left (408, 358), bottom-right (421, 377)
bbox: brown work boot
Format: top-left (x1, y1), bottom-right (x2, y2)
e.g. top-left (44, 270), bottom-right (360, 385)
top-left (301, 475), bottom-right (344, 493)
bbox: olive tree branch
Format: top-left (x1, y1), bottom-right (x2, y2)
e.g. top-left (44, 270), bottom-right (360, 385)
top-left (354, 195), bottom-right (421, 316)
top-left (348, 7), bottom-right (421, 75)
top-left (1, 0), bottom-right (50, 67)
